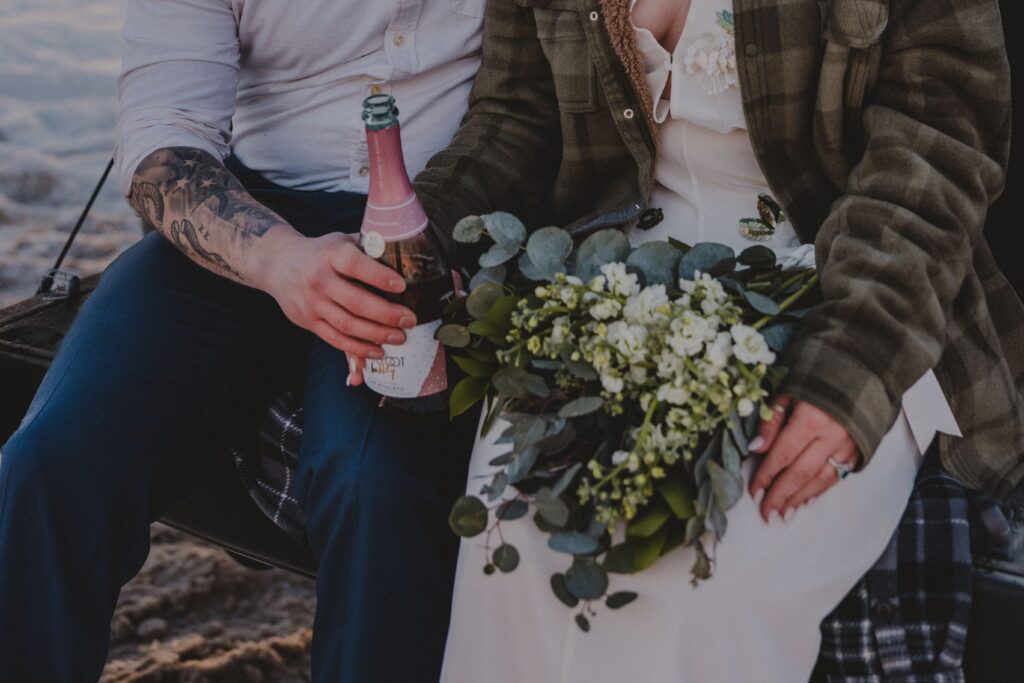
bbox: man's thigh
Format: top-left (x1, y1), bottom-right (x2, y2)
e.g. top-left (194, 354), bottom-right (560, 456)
top-left (3, 232), bottom-right (306, 515)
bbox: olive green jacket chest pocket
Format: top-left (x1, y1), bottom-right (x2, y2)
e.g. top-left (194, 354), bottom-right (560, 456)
top-left (515, 0), bottom-right (599, 113)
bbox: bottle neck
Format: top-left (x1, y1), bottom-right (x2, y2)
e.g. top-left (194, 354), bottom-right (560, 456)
top-left (363, 122), bottom-right (427, 240)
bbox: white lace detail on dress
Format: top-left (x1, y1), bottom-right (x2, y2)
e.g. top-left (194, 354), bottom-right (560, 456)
top-left (683, 11), bottom-right (738, 95)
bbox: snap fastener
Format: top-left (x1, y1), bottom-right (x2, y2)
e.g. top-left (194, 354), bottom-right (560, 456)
top-left (393, 35), bottom-right (406, 48)
top-left (623, 108), bottom-right (635, 120)
top-left (589, 10), bottom-right (599, 21)
top-left (369, 84), bottom-right (384, 95)
top-left (871, 599), bottom-right (898, 621)
top-left (358, 166), bottom-right (370, 177)
top-left (745, 43), bottom-right (759, 57)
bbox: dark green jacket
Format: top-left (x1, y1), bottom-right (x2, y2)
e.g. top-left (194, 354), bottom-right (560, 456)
top-left (415, 0), bottom-right (1024, 499)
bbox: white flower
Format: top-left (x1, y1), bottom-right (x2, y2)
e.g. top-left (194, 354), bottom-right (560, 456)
top-left (657, 383), bottom-right (689, 405)
top-left (667, 310), bottom-right (717, 358)
top-left (705, 331), bottom-right (733, 369)
top-left (777, 243), bottom-right (816, 271)
top-left (623, 284), bottom-right (669, 325)
top-left (730, 324), bottom-right (776, 365)
top-left (737, 398), bottom-right (755, 417)
top-left (588, 274), bottom-right (607, 292)
top-left (656, 350), bottom-right (684, 379)
top-left (589, 298), bottom-right (622, 321)
top-left (600, 262), bottom-right (640, 297)
top-left (607, 321), bottom-right (649, 363)
top-left (601, 372), bottom-right (624, 394)
top-left (612, 450), bottom-right (630, 465)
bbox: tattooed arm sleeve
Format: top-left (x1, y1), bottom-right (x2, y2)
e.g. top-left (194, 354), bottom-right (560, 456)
top-left (128, 147), bottom-right (297, 285)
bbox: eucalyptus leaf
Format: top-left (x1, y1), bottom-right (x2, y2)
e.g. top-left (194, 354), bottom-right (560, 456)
top-left (482, 471), bottom-right (508, 502)
top-left (492, 368), bottom-right (537, 399)
top-left (548, 531), bottom-right (600, 556)
top-left (527, 227), bottom-right (573, 279)
top-left (517, 252), bottom-right (547, 281)
top-left (483, 212), bottom-right (527, 249)
top-left (496, 498), bottom-right (529, 521)
top-left (738, 245), bottom-right (777, 268)
top-left (478, 243), bottom-right (518, 268)
top-left (551, 463), bottom-right (583, 496)
top-left (784, 306), bottom-right (813, 319)
top-left (564, 558), bottom-right (609, 600)
top-left (761, 320), bottom-right (797, 352)
top-left (452, 355), bottom-right (495, 378)
top-left (626, 242), bottom-right (683, 286)
top-left (436, 324), bottom-right (471, 348)
top-left (627, 500), bottom-right (672, 539)
top-left (466, 320), bottom-right (506, 345)
top-left (510, 415), bottom-right (546, 452)
top-left (691, 542), bottom-right (712, 580)
top-left (452, 215), bottom-right (485, 243)
top-left (448, 495), bottom-right (488, 538)
top-left (667, 236), bottom-right (692, 254)
top-left (721, 428), bottom-right (742, 479)
top-left (493, 544), bottom-right (520, 573)
top-left (562, 351), bottom-right (599, 380)
top-left (558, 396), bottom-right (604, 419)
top-left (488, 452), bottom-right (513, 467)
top-left (449, 377), bottom-right (488, 419)
top-left (534, 487), bottom-right (570, 527)
top-left (657, 476), bottom-right (696, 519)
top-left (603, 542), bottom-right (637, 574)
top-left (469, 265), bottom-right (507, 291)
top-left (551, 573), bottom-right (580, 607)
top-left (678, 243), bottom-right (736, 280)
top-left (707, 460), bottom-right (742, 509)
top-left (506, 447), bottom-right (540, 484)
top-left (743, 289), bottom-right (782, 315)
top-left (605, 591), bottom-right (638, 609)
top-left (574, 229), bottom-right (631, 282)
top-left (535, 425), bottom-right (577, 456)
top-left (684, 517), bottom-right (705, 546)
top-left (728, 410), bottom-right (749, 453)
top-left (466, 281), bottom-right (505, 319)
top-left (708, 503), bottom-right (728, 541)
top-left (575, 614), bottom-right (591, 632)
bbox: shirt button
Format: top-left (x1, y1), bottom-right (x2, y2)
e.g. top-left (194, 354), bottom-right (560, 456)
top-left (745, 43), bottom-right (759, 57)
top-left (393, 35), bottom-right (405, 48)
top-left (871, 599), bottom-right (898, 621)
top-left (358, 166), bottom-right (370, 177)
top-left (589, 10), bottom-right (600, 21)
top-left (370, 84), bottom-right (384, 95)
top-left (623, 108), bottom-right (635, 120)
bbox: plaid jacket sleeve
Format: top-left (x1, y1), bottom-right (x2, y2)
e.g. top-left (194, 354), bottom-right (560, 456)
top-left (414, 0), bottom-right (562, 265)
top-left (779, 0), bottom-right (1012, 466)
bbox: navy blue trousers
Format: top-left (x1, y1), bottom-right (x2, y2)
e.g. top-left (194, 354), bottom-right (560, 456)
top-left (0, 157), bottom-right (476, 682)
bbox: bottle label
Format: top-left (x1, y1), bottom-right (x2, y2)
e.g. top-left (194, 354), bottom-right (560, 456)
top-left (363, 320), bottom-right (448, 398)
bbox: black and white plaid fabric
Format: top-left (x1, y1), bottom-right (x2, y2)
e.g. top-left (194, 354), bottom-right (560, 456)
top-left (233, 392), bottom-right (307, 541)
top-left (813, 458), bottom-right (972, 682)
top-left (238, 395), bottom-right (974, 681)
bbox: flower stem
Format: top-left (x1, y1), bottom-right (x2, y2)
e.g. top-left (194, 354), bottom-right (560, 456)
top-left (593, 398), bottom-right (660, 491)
top-left (753, 271), bottom-right (819, 330)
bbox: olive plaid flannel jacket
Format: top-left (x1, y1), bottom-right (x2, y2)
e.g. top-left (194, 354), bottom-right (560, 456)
top-left (414, 0), bottom-right (1024, 499)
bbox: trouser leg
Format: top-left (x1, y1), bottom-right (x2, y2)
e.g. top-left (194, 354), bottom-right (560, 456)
top-left (295, 339), bottom-right (478, 683)
top-left (0, 233), bottom-right (300, 682)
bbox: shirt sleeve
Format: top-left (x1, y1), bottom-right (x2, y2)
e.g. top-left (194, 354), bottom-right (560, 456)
top-left (114, 0), bottom-right (240, 196)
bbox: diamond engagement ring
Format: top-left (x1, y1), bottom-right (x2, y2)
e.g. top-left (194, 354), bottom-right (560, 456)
top-left (828, 457), bottom-right (853, 480)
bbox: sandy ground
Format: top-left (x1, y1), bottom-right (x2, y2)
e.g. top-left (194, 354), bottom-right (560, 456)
top-left (1, 2), bottom-right (319, 678)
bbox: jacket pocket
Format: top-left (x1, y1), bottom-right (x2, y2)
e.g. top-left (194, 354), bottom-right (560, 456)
top-left (516, 0), bottom-right (598, 113)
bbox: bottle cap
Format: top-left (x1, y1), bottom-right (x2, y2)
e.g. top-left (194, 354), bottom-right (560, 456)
top-left (362, 94), bottom-right (400, 130)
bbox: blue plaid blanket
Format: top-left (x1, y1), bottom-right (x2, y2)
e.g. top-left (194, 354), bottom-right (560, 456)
top-left (236, 392), bottom-right (973, 681)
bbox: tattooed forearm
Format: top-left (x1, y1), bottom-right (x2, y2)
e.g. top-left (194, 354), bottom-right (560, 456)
top-left (127, 147), bottom-right (291, 283)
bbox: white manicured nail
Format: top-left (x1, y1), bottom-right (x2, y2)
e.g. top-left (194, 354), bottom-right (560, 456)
top-left (752, 488), bottom-right (764, 505)
top-left (347, 358), bottom-right (356, 386)
top-left (748, 436), bottom-right (765, 452)
top-left (783, 508), bottom-right (795, 523)
top-left (767, 509), bottom-right (779, 525)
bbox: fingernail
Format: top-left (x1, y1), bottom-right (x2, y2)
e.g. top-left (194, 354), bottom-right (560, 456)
top-left (767, 509), bottom-right (779, 526)
top-left (387, 332), bottom-right (405, 345)
top-left (748, 436), bottom-right (765, 452)
top-left (399, 315), bottom-right (416, 329)
top-left (348, 357), bottom-right (356, 374)
top-left (389, 278), bottom-right (406, 292)
top-left (783, 508), bottom-right (796, 523)
top-left (752, 488), bottom-right (764, 505)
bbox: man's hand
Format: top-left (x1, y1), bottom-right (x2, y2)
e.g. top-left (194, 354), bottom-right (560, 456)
top-left (747, 395), bottom-right (861, 523)
top-left (262, 231), bottom-right (415, 362)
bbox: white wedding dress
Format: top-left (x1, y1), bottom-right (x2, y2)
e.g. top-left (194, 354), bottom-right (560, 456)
top-left (440, 1), bottom-right (961, 680)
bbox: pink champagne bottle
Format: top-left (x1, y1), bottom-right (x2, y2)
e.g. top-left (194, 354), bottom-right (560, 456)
top-left (359, 94), bottom-right (451, 412)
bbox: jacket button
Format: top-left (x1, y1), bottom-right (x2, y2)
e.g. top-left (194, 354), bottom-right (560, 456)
top-left (589, 10), bottom-right (599, 21)
top-left (745, 43), bottom-right (759, 57)
top-left (623, 108), bottom-right (635, 120)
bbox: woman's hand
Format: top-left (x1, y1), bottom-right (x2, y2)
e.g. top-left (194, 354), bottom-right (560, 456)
top-left (747, 395), bottom-right (860, 523)
top-left (260, 231), bottom-right (416, 362)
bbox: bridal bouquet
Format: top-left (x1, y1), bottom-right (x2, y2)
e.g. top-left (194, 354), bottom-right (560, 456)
top-left (437, 203), bottom-right (818, 631)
